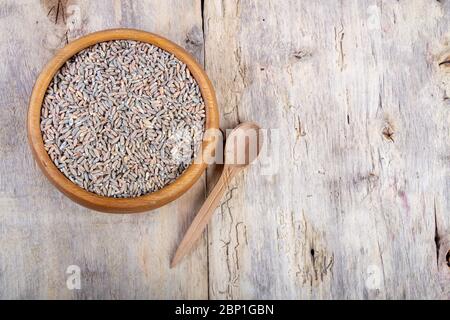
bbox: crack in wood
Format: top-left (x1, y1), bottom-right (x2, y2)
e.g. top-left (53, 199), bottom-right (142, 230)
top-left (334, 22), bottom-right (345, 71)
top-left (218, 186), bottom-right (240, 297)
top-left (43, 0), bottom-right (68, 25)
top-left (434, 199), bottom-right (441, 267)
top-left (382, 125), bottom-right (394, 142)
top-left (446, 250), bottom-right (450, 268)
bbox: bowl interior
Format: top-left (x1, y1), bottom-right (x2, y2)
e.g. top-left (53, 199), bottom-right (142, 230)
top-left (27, 29), bottom-right (219, 213)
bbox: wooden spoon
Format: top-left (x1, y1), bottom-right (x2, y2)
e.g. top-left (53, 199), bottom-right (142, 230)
top-left (171, 122), bottom-right (262, 267)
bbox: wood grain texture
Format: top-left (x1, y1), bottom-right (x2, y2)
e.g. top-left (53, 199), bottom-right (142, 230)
top-left (0, 0), bottom-right (449, 299)
top-left (0, 0), bottom-right (208, 299)
top-left (203, 0), bottom-right (450, 299)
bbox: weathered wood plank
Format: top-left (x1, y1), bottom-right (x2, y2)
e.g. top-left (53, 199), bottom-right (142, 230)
top-left (204, 0), bottom-right (450, 299)
top-left (1, 0), bottom-right (449, 300)
top-left (0, 0), bottom-right (207, 299)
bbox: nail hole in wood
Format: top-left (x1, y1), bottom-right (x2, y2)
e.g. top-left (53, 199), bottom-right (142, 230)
top-left (382, 126), bottom-right (394, 142)
top-left (310, 249), bottom-right (315, 257)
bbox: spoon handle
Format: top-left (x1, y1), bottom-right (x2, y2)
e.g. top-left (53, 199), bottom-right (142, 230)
top-left (171, 165), bottom-right (240, 267)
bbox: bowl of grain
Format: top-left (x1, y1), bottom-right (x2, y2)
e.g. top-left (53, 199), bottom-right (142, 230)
top-left (27, 29), bottom-right (219, 213)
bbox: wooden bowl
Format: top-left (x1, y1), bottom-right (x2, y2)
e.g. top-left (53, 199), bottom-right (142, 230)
top-left (27, 29), bottom-right (219, 213)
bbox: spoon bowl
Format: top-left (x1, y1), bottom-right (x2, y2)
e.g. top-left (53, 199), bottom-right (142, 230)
top-left (224, 122), bottom-right (262, 168)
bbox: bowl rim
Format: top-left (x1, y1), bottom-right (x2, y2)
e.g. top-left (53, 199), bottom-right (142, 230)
top-left (27, 28), bottom-right (219, 213)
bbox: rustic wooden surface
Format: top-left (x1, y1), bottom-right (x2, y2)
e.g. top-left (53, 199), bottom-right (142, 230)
top-left (0, 0), bottom-right (449, 299)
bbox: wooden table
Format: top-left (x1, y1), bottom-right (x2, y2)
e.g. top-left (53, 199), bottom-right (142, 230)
top-left (0, 0), bottom-right (449, 299)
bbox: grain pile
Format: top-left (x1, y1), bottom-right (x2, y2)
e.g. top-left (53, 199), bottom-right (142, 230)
top-left (40, 40), bottom-right (205, 198)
